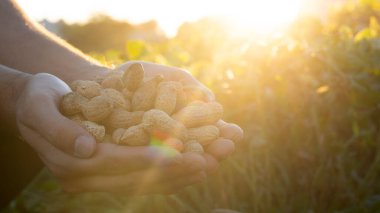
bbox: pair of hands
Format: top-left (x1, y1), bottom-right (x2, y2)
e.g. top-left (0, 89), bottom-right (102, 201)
top-left (16, 61), bottom-right (243, 195)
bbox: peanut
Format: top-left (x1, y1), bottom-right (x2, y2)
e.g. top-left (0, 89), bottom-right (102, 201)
top-left (81, 95), bottom-right (114, 122)
top-left (71, 80), bottom-right (101, 98)
top-left (77, 120), bottom-right (106, 142)
top-left (61, 92), bottom-right (89, 115)
top-left (112, 125), bottom-right (150, 146)
top-left (68, 114), bottom-right (85, 122)
top-left (183, 85), bottom-right (209, 102)
top-left (142, 109), bottom-right (188, 141)
top-left (106, 108), bottom-right (144, 130)
top-left (187, 125), bottom-right (220, 146)
top-left (132, 75), bottom-right (164, 111)
top-left (122, 63), bottom-right (145, 91)
top-left (122, 88), bottom-right (134, 100)
top-left (112, 128), bottom-right (125, 144)
top-left (101, 75), bottom-right (124, 91)
top-left (175, 88), bottom-right (189, 112)
top-left (101, 134), bottom-right (113, 143)
top-left (101, 88), bottom-right (130, 110)
top-left (155, 81), bottom-right (182, 115)
top-left (60, 64), bottom-right (230, 154)
top-left (172, 101), bottom-right (223, 128)
top-left (183, 140), bottom-right (204, 154)
top-left (163, 138), bottom-right (184, 152)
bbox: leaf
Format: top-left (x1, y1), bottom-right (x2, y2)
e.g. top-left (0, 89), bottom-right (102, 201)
top-left (126, 40), bottom-right (146, 60)
top-left (355, 28), bottom-right (376, 42)
top-left (354, 16), bottom-right (380, 42)
top-left (369, 16), bottom-right (380, 32)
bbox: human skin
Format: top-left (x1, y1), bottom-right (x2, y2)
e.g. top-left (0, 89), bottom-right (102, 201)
top-left (0, 0), bottom-right (243, 194)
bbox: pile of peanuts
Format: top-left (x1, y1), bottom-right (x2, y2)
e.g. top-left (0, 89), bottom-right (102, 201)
top-left (60, 63), bottom-right (224, 153)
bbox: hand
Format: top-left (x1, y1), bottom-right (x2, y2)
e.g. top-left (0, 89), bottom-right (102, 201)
top-left (16, 73), bottom-right (208, 194)
top-left (115, 61), bottom-right (244, 172)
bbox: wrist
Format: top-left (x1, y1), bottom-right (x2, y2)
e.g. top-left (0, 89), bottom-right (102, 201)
top-left (0, 66), bottom-right (32, 134)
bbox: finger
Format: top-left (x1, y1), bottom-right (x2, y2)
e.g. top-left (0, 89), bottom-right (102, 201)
top-left (19, 123), bottom-right (183, 180)
top-left (182, 84), bottom-right (215, 102)
top-left (84, 151), bottom-right (207, 180)
top-left (168, 152), bottom-right (207, 175)
top-left (200, 86), bottom-right (215, 102)
top-left (120, 61), bottom-right (186, 81)
top-left (203, 153), bottom-right (219, 174)
top-left (17, 123), bottom-right (82, 179)
top-left (150, 171), bottom-right (207, 195)
top-left (82, 143), bottom-right (184, 174)
top-left (117, 61), bottom-right (215, 101)
top-left (206, 138), bottom-right (235, 161)
top-left (19, 122), bottom-right (205, 181)
top-left (115, 61), bottom-right (178, 80)
top-left (19, 124), bottom-right (185, 181)
top-left (87, 148), bottom-right (207, 176)
top-left (216, 120), bottom-right (244, 143)
top-left (62, 169), bottom-right (206, 195)
top-left (139, 152), bottom-right (207, 179)
top-left (19, 94), bottom-right (96, 158)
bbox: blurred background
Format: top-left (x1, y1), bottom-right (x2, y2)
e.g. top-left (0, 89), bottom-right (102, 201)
top-left (7, 0), bottom-right (380, 212)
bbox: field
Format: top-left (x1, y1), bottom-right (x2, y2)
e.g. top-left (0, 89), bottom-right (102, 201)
top-left (5, 1), bottom-right (380, 212)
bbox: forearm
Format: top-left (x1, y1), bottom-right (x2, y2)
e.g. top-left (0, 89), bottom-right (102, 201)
top-left (0, 0), bottom-right (109, 82)
top-left (0, 65), bottom-right (31, 134)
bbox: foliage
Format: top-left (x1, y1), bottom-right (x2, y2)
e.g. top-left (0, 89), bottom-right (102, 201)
top-left (6, 0), bottom-right (380, 212)
top-left (59, 14), bottom-right (166, 53)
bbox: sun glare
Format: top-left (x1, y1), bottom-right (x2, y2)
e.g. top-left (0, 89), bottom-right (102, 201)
top-left (17, 0), bottom-right (302, 37)
top-left (218, 0), bottom-right (301, 34)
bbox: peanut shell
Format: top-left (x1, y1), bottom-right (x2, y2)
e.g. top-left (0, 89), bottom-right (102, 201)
top-left (113, 125), bottom-right (150, 146)
top-left (142, 109), bottom-right (188, 141)
top-left (183, 141), bottom-right (204, 154)
top-left (106, 109), bottom-right (144, 130)
top-left (71, 80), bottom-right (101, 98)
top-left (101, 88), bottom-right (130, 110)
top-left (155, 81), bottom-right (182, 115)
top-left (81, 96), bottom-right (114, 122)
top-left (101, 75), bottom-right (124, 91)
top-left (61, 92), bottom-right (89, 115)
top-left (122, 63), bottom-right (145, 91)
top-left (122, 88), bottom-right (134, 100)
top-left (132, 75), bottom-right (164, 111)
top-left (187, 125), bottom-right (220, 146)
top-left (172, 101), bottom-right (223, 128)
top-left (77, 120), bottom-right (106, 142)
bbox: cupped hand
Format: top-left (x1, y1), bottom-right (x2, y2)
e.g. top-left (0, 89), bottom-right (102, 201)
top-left (115, 61), bottom-right (244, 171)
top-left (16, 73), bottom-right (207, 194)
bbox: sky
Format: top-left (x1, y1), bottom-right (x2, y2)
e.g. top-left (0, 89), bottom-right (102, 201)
top-left (16, 0), bottom-right (343, 37)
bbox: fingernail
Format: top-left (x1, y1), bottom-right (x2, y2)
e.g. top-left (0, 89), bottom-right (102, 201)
top-left (74, 135), bottom-right (96, 158)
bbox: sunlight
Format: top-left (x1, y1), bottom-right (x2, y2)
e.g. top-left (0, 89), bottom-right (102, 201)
top-left (218, 0), bottom-right (301, 34)
top-left (17, 0), bottom-right (302, 37)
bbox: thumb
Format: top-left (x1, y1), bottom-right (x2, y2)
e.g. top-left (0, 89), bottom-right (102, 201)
top-left (21, 94), bottom-right (96, 158)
